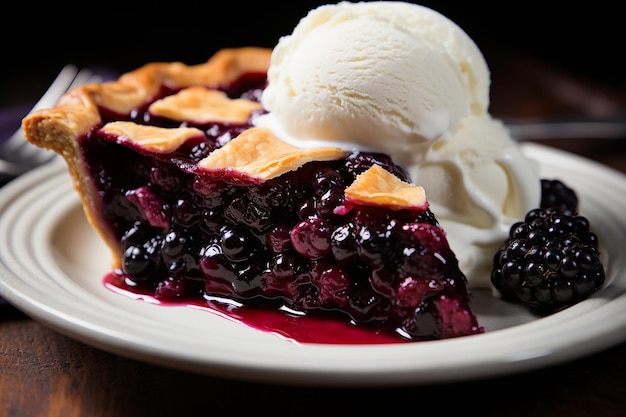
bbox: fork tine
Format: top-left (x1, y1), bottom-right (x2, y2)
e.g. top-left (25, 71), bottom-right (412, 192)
top-left (6, 67), bottom-right (97, 158)
top-left (9, 140), bottom-right (56, 165)
top-left (0, 65), bottom-right (80, 157)
top-left (3, 66), bottom-right (104, 172)
top-left (66, 67), bottom-right (102, 90)
top-left (16, 150), bottom-right (57, 171)
top-left (29, 64), bottom-right (79, 113)
top-left (18, 68), bottom-right (100, 151)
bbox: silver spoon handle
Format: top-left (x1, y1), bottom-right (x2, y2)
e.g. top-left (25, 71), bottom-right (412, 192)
top-left (505, 115), bottom-right (626, 141)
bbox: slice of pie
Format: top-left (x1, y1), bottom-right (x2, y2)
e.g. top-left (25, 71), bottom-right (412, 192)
top-left (22, 47), bottom-right (483, 341)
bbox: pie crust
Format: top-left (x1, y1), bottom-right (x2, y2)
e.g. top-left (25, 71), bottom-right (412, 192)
top-left (22, 47), bottom-right (272, 265)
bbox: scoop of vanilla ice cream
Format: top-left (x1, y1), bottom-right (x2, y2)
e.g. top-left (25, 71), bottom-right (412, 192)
top-left (257, 1), bottom-right (541, 289)
top-left (327, 1), bottom-right (491, 115)
top-left (260, 2), bottom-right (468, 160)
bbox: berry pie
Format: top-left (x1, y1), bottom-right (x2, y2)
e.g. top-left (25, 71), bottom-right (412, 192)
top-left (22, 47), bottom-right (484, 341)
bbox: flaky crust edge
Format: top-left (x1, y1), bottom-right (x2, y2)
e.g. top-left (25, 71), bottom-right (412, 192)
top-left (21, 47), bottom-right (272, 269)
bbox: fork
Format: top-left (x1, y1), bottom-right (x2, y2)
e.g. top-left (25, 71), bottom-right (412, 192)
top-left (0, 65), bottom-right (102, 183)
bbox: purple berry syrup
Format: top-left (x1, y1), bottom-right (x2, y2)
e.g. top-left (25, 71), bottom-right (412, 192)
top-left (103, 272), bottom-right (405, 344)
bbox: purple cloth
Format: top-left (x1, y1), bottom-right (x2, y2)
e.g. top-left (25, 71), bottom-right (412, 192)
top-left (0, 104), bottom-right (30, 145)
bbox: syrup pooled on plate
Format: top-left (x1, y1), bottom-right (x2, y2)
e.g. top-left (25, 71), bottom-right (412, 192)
top-left (103, 272), bottom-right (407, 344)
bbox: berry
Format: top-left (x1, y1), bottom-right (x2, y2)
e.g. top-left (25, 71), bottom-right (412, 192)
top-left (122, 235), bottom-right (163, 284)
top-left (540, 179), bottom-right (578, 211)
top-left (491, 207), bottom-right (605, 313)
top-left (290, 217), bottom-right (333, 259)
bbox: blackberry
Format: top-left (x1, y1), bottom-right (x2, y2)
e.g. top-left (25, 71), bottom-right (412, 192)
top-left (491, 207), bottom-right (605, 313)
top-left (540, 179), bottom-right (578, 211)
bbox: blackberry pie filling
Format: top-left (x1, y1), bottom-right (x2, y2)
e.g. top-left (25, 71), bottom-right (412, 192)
top-left (23, 48), bottom-right (483, 342)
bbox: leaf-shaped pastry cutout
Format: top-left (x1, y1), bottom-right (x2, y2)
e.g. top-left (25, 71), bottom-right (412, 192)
top-left (100, 121), bottom-right (204, 153)
top-left (198, 127), bottom-right (347, 182)
top-left (345, 164), bottom-right (428, 210)
top-left (149, 86), bottom-right (263, 123)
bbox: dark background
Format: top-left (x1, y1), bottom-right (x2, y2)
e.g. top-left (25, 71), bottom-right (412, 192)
top-left (1, 1), bottom-right (624, 116)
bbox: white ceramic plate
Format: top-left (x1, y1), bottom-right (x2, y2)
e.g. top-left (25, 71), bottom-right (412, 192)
top-left (1, 143), bottom-right (626, 387)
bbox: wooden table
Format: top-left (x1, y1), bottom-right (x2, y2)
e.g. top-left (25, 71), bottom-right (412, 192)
top-left (2, 51), bottom-right (626, 416)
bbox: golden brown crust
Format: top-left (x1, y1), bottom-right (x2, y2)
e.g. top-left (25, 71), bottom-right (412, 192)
top-left (23, 47), bottom-right (271, 146)
top-left (148, 86), bottom-right (263, 123)
top-left (100, 122), bottom-right (206, 153)
top-left (198, 127), bottom-right (348, 182)
top-left (21, 47), bottom-right (272, 269)
top-left (345, 164), bottom-right (427, 210)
